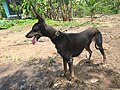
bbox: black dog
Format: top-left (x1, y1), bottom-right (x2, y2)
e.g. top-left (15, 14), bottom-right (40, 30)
top-left (25, 16), bottom-right (106, 81)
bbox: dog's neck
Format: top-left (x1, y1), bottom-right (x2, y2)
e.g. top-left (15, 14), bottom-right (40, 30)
top-left (44, 25), bottom-right (60, 40)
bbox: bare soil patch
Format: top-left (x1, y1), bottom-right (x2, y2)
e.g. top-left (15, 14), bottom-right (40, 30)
top-left (0, 15), bottom-right (120, 90)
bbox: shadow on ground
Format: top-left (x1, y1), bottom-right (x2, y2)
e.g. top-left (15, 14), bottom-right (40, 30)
top-left (0, 56), bottom-right (120, 90)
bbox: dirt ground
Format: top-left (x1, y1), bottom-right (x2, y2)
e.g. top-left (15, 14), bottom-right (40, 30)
top-left (0, 14), bottom-right (120, 90)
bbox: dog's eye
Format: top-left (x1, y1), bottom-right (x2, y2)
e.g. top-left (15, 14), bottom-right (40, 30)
top-left (33, 29), bottom-right (39, 32)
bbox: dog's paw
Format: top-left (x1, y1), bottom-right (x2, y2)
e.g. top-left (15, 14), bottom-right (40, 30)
top-left (70, 77), bottom-right (74, 81)
top-left (60, 73), bottom-right (66, 78)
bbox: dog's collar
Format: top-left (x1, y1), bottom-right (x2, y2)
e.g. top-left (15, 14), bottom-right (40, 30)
top-left (52, 31), bottom-right (60, 39)
top-left (55, 31), bottom-right (60, 36)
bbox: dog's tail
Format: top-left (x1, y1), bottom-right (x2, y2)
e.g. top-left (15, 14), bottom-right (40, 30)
top-left (94, 29), bottom-right (106, 60)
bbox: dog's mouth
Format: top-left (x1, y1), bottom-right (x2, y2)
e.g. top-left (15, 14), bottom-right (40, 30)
top-left (32, 35), bottom-right (41, 45)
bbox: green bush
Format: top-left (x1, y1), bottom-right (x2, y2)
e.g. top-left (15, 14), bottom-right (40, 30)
top-left (0, 4), bottom-right (6, 19)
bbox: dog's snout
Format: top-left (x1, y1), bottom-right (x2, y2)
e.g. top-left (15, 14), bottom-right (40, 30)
top-left (25, 33), bottom-right (30, 38)
top-left (25, 31), bottom-right (33, 38)
top-left (25, 34), bottom-right (29, 38)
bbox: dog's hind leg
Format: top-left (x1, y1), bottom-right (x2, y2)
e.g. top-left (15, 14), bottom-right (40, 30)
top-left (95, 32), bottom-right (106, 63)
top-left (97, 45), bottom-right (106, 63)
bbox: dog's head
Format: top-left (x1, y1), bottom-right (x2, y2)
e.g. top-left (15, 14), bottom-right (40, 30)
top-left (25, 17), bottom-right (45, 45)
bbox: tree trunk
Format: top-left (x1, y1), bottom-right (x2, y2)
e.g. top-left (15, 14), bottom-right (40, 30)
top-left (67, 0), bottom-right (72, 21)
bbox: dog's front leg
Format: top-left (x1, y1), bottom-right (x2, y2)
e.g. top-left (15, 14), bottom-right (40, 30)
top-left (67, 58), bottom-right (74, 81)
top-left (63, 58), bottom-right (67, 77)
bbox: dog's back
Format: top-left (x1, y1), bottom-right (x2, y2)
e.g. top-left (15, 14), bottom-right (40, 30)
top-left (66, 27), bottom-right (98, 39)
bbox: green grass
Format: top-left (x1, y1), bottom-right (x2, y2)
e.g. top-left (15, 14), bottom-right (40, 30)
top-left (9, 19), bottom-right (37, 32)
top-left (0, 19), bottom-right (36, 30)
top-left (46, 19), bottom-right (82, 31)
top-left (0, 19), bottom-right (82, 32)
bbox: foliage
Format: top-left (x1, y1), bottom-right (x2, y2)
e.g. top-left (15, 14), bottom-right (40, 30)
top-left (0, 0), bottom-right (6, 19)
top-left (0, 0), bottom-right (120, 20)
top-left (22, 0), bottom-right (46, 17)
top-left (74, 0), bottom-right (120, 18)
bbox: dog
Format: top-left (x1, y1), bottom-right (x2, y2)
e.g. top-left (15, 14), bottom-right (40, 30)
top-left (25, 16), bottom-right (106, 81)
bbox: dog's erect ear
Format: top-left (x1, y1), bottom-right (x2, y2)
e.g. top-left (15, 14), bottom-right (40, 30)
top-left (31, 4), bottom-right (45, 24)
top-left (37, 16), bottom-right (45, 24)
